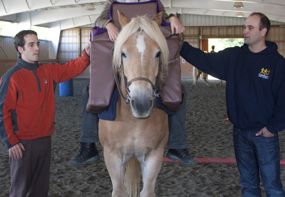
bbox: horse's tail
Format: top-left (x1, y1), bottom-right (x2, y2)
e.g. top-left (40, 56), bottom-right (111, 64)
top-left (125, 157), bottom-right (140, 197)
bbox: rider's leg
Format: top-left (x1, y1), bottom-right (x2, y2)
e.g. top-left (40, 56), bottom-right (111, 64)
top-left (69, 85), bottom-right (99, 167)
top-left (165, 85), bottom-right (195, 165)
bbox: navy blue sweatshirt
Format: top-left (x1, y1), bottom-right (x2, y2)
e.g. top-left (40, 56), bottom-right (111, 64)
top-left (180, 41), bottom-right (285, 133)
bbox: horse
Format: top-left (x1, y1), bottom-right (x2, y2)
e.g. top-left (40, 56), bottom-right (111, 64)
top-left (192, 67), bottom-right (210, 86)
top-left (98, 11), bottom-right (169, 197)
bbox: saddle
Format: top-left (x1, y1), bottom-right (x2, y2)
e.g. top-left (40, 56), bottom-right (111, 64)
top-left (87, 0), bottom-right (182, 112)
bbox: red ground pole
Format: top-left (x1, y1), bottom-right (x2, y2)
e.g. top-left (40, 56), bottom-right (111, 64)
top-left (163, 157), bottom-right (285, 166)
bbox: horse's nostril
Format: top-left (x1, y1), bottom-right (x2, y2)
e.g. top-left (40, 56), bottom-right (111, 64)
top-left (146, 99), bottom-right (153, 108)
top-left (131, 97), bottom-right (153, 114)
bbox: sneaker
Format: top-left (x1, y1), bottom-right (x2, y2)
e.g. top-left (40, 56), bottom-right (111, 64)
top-left (165, 148), bottom-right (195, 166)
top-left (68, 142), bottom-right (99, 167)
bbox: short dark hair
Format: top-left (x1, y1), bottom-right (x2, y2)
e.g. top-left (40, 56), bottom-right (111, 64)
top-left (249, 12), bottom-right (271, 36)
top-left (14, 30), bottom-right (37, 52)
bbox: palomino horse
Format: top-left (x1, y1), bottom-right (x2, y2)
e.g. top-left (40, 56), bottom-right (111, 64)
top-left (99, 11), bottom-right (169, 197)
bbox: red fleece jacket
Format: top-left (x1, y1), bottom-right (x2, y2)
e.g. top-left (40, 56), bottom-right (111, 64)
top-left (0, 51), bottom-right (90, 148)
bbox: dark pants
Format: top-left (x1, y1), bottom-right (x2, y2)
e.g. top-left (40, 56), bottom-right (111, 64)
top-left (9, 137), bottom-right (51, 197)
top-left (233, 128), bottom-right (285, 197)
top-left (80, 85), bottom-right (188, 149)
top-left (80, 86), bottom-right (99, 144)
top-left (167, 85), bottom-right (188, 149)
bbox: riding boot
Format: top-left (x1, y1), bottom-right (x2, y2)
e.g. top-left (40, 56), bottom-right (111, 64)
top-left (69, 142), bottom-right (99, 167)
top-left (165, 148), bottom-right (196, 166)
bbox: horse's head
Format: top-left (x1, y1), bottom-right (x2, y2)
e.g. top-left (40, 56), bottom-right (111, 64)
top-left (113, 11), bottom-right (169, 118)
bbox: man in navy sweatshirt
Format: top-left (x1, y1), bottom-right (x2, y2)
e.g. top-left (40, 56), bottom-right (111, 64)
top-left (180, 12), bottom-right (285, 197)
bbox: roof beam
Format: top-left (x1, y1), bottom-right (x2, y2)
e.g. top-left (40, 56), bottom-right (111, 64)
top-left (47, 14), bottom-right (98, 29)
top-left (19, 4), bottom-right (104, 26)
top-left (0, 0), bottom-right (8, 14)
top-left (26, 0), bottom-right (31, 9)
top-left (0, 0), bottom-right (104, 17)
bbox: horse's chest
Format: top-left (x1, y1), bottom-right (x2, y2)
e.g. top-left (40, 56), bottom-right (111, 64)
top-left (100, 121), bottom-right (163, 147)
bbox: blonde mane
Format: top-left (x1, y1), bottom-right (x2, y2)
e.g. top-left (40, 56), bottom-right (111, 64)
top-left (113, 15), bottom-right (169, 82)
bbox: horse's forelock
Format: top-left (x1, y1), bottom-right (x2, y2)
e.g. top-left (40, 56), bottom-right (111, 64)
top-left (113, 17), bottom-right (140, 70)
top-left (141, 18), bottom-right (169, 84)
top-left (113, 15), bottom-right (169, 80)
top-left (140, 17), bottom-right (169, 68)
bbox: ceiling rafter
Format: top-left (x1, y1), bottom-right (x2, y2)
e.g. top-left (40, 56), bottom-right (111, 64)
top-left (26, 0), bottom-right (31, 9)
top-left (50, 0), bottom-right (55, 6)
top-left (0, 0), bottom-right (285, 30)
top-left (0, 0), bottom-right (7, 13)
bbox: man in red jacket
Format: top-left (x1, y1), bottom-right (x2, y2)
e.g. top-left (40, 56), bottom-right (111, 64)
top-left (0, 30), bottom-right (90, 197)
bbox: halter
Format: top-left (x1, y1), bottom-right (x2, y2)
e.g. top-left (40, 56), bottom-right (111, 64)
top-left (113, 55), bottom-right (161, 104)
top-left (113, 32), bottom-right (183, 104)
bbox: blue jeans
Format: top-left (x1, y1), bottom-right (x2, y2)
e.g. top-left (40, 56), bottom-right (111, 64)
top-left (167, 85), bottom-right (188, 149)
top-left (80, 86), bottom-right (99, 143)
top-left (80, 85), bottom-right (188, 149)
top-left (233, 128), bottom-right (285, 197)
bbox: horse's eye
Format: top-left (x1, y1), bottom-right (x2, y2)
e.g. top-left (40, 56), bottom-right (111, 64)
top-left (121, 52), bottom-right (127, 58)
top-left (155, 51), bottom-right (161, 58)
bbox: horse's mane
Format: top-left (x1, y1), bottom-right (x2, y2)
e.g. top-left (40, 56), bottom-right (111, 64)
top-left (113, 15), bottom-right (169, 82)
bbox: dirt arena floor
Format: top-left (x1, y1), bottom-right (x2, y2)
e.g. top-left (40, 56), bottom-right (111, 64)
top-left (1, 78), bottom-right (285, 197)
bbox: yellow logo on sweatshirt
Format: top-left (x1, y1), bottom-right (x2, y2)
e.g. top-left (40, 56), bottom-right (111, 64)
top-left (258, 68), bottom-right (270, 79)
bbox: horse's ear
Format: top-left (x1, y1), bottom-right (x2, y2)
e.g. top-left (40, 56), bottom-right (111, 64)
top-left (153, 11), bottom-right (164, 25)
top-left (117, 10), bottom-right (130, 27)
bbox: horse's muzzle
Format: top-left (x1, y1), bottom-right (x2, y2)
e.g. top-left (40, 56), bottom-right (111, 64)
top-left (130, 96), bottom-right (154, 118)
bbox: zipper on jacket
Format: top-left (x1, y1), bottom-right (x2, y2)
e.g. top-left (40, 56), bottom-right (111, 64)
top-left (32, 70), bottom-right (41, 92)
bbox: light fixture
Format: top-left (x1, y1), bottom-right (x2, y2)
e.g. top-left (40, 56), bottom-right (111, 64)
top-left (233, 1), bottom-right (244, 9)
top-left (236, 12), bottom-right (244, 17)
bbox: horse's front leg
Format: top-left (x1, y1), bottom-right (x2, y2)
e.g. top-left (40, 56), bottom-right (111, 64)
top-left (140, 147), bottom-right (165, 197)
top-left (103, 147), bottom-right (127, 197)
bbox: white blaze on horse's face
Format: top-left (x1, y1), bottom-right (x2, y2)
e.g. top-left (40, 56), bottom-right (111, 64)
top-left (122, 32), bottom-right (160, 118)
top-left (136, 34), bottom-right (146, 65)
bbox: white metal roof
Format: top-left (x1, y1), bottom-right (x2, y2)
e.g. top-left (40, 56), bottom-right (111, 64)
top-left (1, 0), bottom-right (285, 30)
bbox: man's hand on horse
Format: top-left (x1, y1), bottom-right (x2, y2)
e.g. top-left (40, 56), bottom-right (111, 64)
top-left (106, 22), bottom-right (119, 41)
top-left (169, 15), bottom-right (185, 34)
top-left (84, 43), bottom-right (91, 56)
